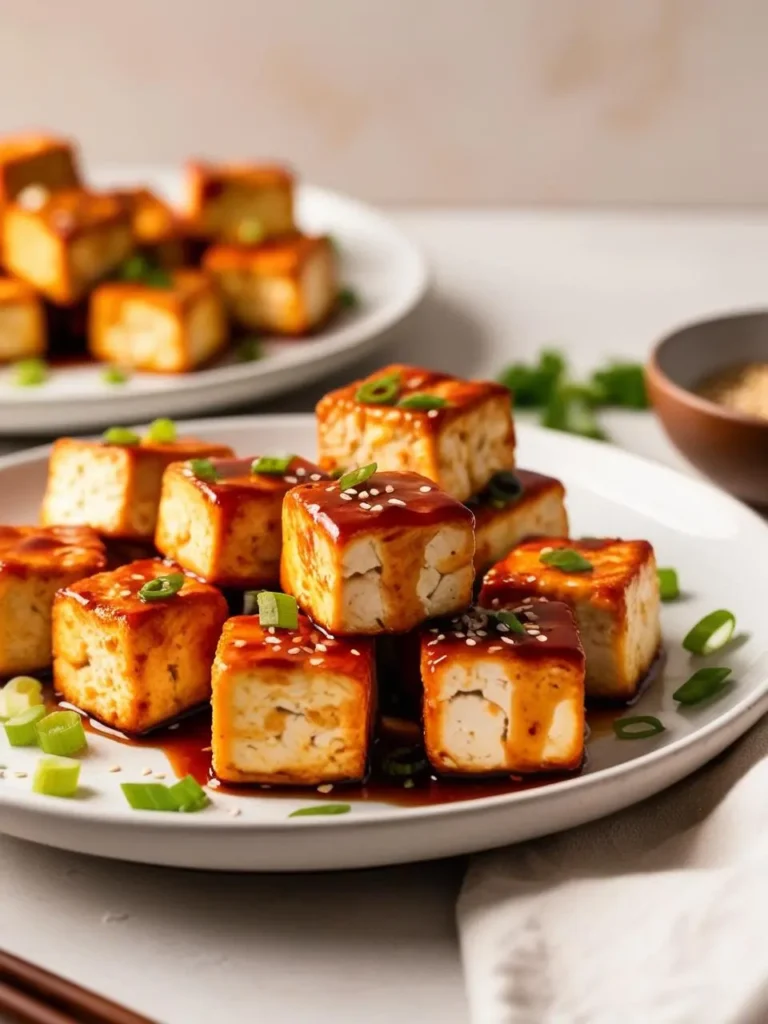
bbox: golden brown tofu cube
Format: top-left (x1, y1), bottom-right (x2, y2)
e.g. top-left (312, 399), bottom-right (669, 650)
top-left (281, 470), bottom-right (475, 634)
top-left (0, 134), bottom-right (80, 206)
top-left (422, 601), bottom-right (585, 775)
top-left (212, 614), bottom-right (375, 785)
top-left (3, 190), bottom-right (133, 305)
top-left (53, 559), bottom-right (228, 734)
top-left (0, 525), bottom-right (106, 677)
top-left (41, 435), bottom-right (235, 541)
top-left (156, 455), bottom-right (329, 587)
top-left (471, 470), bottom-right (569, 575)
top-left (0, 277), bottom-right (46, 362)
top-left (111, 187), bottom-right (185, 267)
top-left (88, 269), bottom-right (227, 373)
top-left (317, 364), bottom-right (516, 502)
top-left (204, 235), bottom-right (337, 336)
top-left (480, 538), bottom-right (661, 702)
top-left (184, 161), bottom-right (295, 243)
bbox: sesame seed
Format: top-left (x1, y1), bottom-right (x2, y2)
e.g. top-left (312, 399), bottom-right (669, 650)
top-left (526, 575), bottom-right (537, 583)
top-left (141, 767), bottom-right (152, 776)
top-left (233, 639), bottom-right (247, 648)
top-left (540, 546), bottom-right (553, 555)
top-left (358, 490), bottom-right (369, 499)
top-left (340, 493), bottom-right (353, 501)
top-left (404, 779), bottom-right (416, 789)
top-left (351, 648), bottom-right (361, 656)
top-left (208, 779), bottom-right (221, 789)
top-left (536, 635), bottom-right (548, 642)
top-left (309, 657), bottom-right (323, 665)
top-left (455, 631), bottom-right (465, 638)
top-left (228, 807), bottom-right (242, 817)
top-left (346, 488), bottom-right (357, 495)
top-left (14, 771), bottom-right (27, 779)
top-left (301, 646), bottom-right (313, 654)
top-left (326, 485), bottom-right (336, 492)
top-left (385, 485), bottom-right (395, 493)
top-left (360, 502), bottom-right (371, 510)
top-left (131, 573), bottom-right (144, 581)
top-left (315, 643), bottom-right (327, 652)
top-left (491, 598), bottom-right (500, 608)
top-left (107, 765), bottom-right (121, 773)
top-left (169, 723), bottom-right (180, 731)
top-left (296, 467), bottom-right (306, 476)
top-left (264, 637), bottom-right (281, 645)
top-left (267, 626), bottom-right (275, 634)
top-left (497, 623), bottom-right (509, 633)
top-left (369, 488), bottom-right (380, 496)
top-left (317, 783), bottom-right (333, 794)
top-left (388, 497), bottom-right (406, 507)
top-left (310, 473), bottom-right (322, 481)
top-left (501, 636), bottom-right (515, 645)
top-left (488, 645), bottom-right (502, 652)
top-left (120, 589), bottom-right (132, 597)
top-left (437, 634), bottom-right (446, 640)
top-left (284, 475), bottom-right (298, 484)
top-left (466, 638), bottom-right (477, 646)
top-left (476, 630), bottom-right (487, 637)
top-left (287, 647), bottom-right (300, 654)
top-left (202, 746), bottom-right (212, 752)
top-left (419, 485), bottom-right (432, 492)
top-left (427, 639), bottom-right (438, 647)
top-left (370, 504), bottom-right (383, 512)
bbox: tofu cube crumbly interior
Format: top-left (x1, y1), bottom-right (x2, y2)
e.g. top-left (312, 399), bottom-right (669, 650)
top-left (211, 615), bottom-right (375, 785)
top-left (184, 161), bottom-right (295, 243)
top-left (281, 470), bottom-right (476, 635)
top-left (0, 277), bottom-right (46, 362)
top-left (88, 269), bottom-right (228, 373)
top-left (0, 134), bottom-right (81, 207)
top-left (0, 525), bottom-right (106, 677)
top-left (3, 190), bottom-right (133, 305)
top-left (480, 538), bottom-right (662, 702)
top-left (316, 364), bottom-right (516, 502)
top-left (156, 456), bottom-right (329, 587)
top-left (470, 469), bottom-right (569, 574)
top-left (53, 559), bottom-right (229, 734)
top-left (421, 602), bottom-right (586, 775)
top-left (41, 436), bottom-right (235, 541)
top-left (204, 235), bottom-right (337, 336)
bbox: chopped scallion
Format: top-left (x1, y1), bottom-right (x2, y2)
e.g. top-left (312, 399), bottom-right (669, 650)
top-left (673, 667), bottom-right (732, 705)
top-left (397, 393), bottom-right (448, 411)
top-left (103, 426), bottom-right (140, 446)
top-left (337, 287), bottom-right (358, 309)
top-left (381, 746), bottom-right (428, 778)
top-left (539, 548), bottom-right (593, 573)
top-left (355, 373), bottom-right (401, 406)
top-left (3, 676), bottom-right (43, 718)
top-left (657, 568), bottom-right (679, 602)
top-left (251, 455), bottom-right (295, 475)
top-left (121, 782), bottom-right (179, 811)
top-left (289, 803), bottom-right (351, 818)
top-left (102, 365), bottom-right (130, 386)
top-left (613, 715), bottom-right (665, 740)
top-left (12, 358), bottom-right (48, 388)
top-left (339, 463), bottom-right (376, 491)
top-left (146, 417), bottom-right (177, 444)
top-left (238, 219), bottom-right (265, 244)
top-left (495, 611), bottom-right (526, 634)
top-left (236, 337), bottom-right (262, 362)
top-left (4, 705), bottom-right (46, 747)
top-left (33, 755), bottom-right (81, 797)
top-left (138, 573), bottom-right (185, 603)
top-left (682, 610), bottom-right (736, 656)
top-left (257, 591), bottom-right (298, 630)
top-left (35, 710), bottom-right (87, 756)
top-left (188, 458), bottom-right (219, 482)
top-left (169, 774), bottom-right (210, 812)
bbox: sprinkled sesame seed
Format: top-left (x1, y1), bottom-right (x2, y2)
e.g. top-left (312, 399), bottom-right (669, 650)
top-left (121, 589), bottom-right (132, 597)
top-left (370, 488), bottom-right (380, 496)
top-left (287, 647), bottom-right (300, 654)
top-left (131, 573), bottom-right (144, 580)
top-left (419, 485), bottom-right (432, 492)
top-left (351, 648), bottom-right (361, 656)
top-left (358, 490), bottom-right (369, 499)
top-left (296, 467), bottom-right (306, 476)
top-left (346, 488), bottom-right (357, 495)
top-left (14, 771), bottom-right (27, 779)
top-left (315, 643), bottom-right (327, 652)
top-left (488, 645), bottom-right (502, 652)
top-left (360, 502), bottom-right (371, 510)
top-left (491, 598), bottom-right (500, 608)
top-left (284, 475), bottom-right (298, 484)
top-left (404, 779), bottom-right (416, 789)
top-left (427, 639), bottom-right (438, 647)
top-left (310, 473), bottom-right (322, 481)
top-left (497, 623), bottom-right (509, 633)
top-left (208, 779), bottom-right (221, 789)
top-left (107, 765), bottom-right (121, 773)
top-left (228, 807), bottom-right (242, 817)
top-left (309, 657), bottom-right (323, 665)
top-left (385, 485), bottom-right (395, 493)
top-left (265, 637), bottom-right (281, 645)
top-left (233, 639), bottom-right (247, 648)
top-left (427, 409), bottom-right (439, 418)
top-left (455, 631), bottom-right (465, 638)
top-left (141, 767), bottom-right (152, 776)
top-left (370, 504), bottom-right (383, 512)
top-left (526, 575), bottom-right (537, 583)
top-left (540, 546), bottom-right (553, 555)
top-left (387, 497), bottom-right (406, 507)
top-left (437, 634), bottom-right (446, 640)
top-left (536, 635), bottom-right (548, 642)
top-left (326, 485), bottom-right (336, 491)
top-left (317, 783), bottom-right (333, 794)
top-left (501, 636), bottom-right (515, 645)
top-left (202, 746), bottom-right (212, 752)
top-left (340, 493), bottom-right (353, 501)
top-left (466, 638), bottom-right (477, 646)
top-left (476, 630), bottom-right (487, 637)
top-left (301, 646), bottom-right (313, 654)
top-left (267, 626), bottom-right (275, 634)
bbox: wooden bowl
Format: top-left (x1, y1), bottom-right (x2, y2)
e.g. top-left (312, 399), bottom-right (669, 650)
top-left (646, 311), bottom-right (768, 507)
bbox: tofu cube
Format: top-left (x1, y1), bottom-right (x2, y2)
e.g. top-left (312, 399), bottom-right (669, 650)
top-left (0, 134), bottom-right (80, 206)
top-left (88, 269), bottom-right (228, 373)
top-left (281, 470), bottom-right (475, 634)
top-left (0, 277), bottom-right (46, 362)
top-left (3, 190), bottom-right (133, 304)
top-left (316, 364), bottom-right (515, 502)
top-left (111, 187), bottom-right (185, 267)
top-left (422, 601), bottom-right (585, 775)
top-left (156, 455), bottom-right (329, 587)
top-left (0, 525), bottom-right (106, 677)
top-left (471, 470), bottom-right (569, 574)
top-left (204, 235), bottom-right (337, 336)
top-left (480, 538), bottom-right (661, 702)
top-left (211, 614), bottom-right (375, 785)
top-left (41, 435), bottom-right (235, 541)
top-left (184, 161), bottom-right (295, 243)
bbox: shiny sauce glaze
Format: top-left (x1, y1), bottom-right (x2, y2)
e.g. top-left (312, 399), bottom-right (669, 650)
top-left (468, 469), bottom-right (562, 528)
top-left (182, 456), bottom-right (328, 513)
top-left (0, 525), bottom-right (106, 577)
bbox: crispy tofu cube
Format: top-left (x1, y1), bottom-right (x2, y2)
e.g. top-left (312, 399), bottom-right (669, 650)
top-left (0, 134), bottom-right (80, 206)
top-left (88, 269), bottom-right (228, 373)
top-left (480, 538), bottom-right (661, 702)
top-left (41, 435), bottom-right (235, 541)
top-left (53, 559), bottom-right (228, 734)
top-left (422, 601), bottom-right (585, 775)
top-left (0, 277), bottom-right (46, 362)
top-left (211, 614), bottom-right (375, 785)
top-left (156, 455), bottom-right (329, 586)
top-left (204, 235), bottom-right (337, 336)
top-left (0, 525), bottom-right (105, 677)
top-left (281, 470), bottom-right (475, 634)
top-left (3, 190), bottom-right (133, 304)
top-left (317, 365), bottom-right (515, 502)
top-left (184, 161), bottom-right (295, 243)
top-left (111, 187), bottom-right (185, 267)
top-left (471, 470), bottom-right (569, 574)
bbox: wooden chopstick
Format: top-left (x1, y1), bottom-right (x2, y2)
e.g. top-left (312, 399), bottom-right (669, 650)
top-left (0, 950), bottom-right (157, 1024)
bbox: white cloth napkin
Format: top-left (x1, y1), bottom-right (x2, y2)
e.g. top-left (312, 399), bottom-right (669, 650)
top-left (458, 716), bottom-right (768, 1024)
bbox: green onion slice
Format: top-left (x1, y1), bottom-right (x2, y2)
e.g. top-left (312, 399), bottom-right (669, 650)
top-left (673, 667), bottom-right (732, 706)
top-left (169, 774), bottom-right (210, 812)
top-left (539, 548), bottom-right (593, 573)
top-left (118, 253), bottom-right (152, 282)
top-left (3, 676), bottom-right (43, 718)
top-left (339, 463), bottom-right (377, 491)
top-left (613, 715), bottom-right (666, 740)
top-left (397, 393), bottom-right (448, 411)
top-left (4, 705), bottom-right (46, 747)
top-left (103, 426), bottom-right (140, 446)
top-left (251, 455), bottom-right (296, 475)
top-left (35, 710), bottom-right (87, 756)
top-left (121, 782), bottom-right (179, 811)
top-left (146, 417), bottom-right (177, 444)
top-left (257, 591), bottom-right (298, 630)
top-left (494, 610), bottom-right (526, 634)
top-left (591, 362), bottom-right (648, 410)
top-left (487, 471), bottom-right (523, 506)
top-left (102, 366), bottom-right (129, 386)
top-left (682, 610), bottom-right (736, 656)
top-left (355, 374), bottom-right (401, 405)
top-left (337, 287), bottom-right (358, 309)
top-left (12, 358), bottom-right (48, 388)
top-left (657, 568), bottom-right (679, 602)
top-left (138, 573), bottom-right (185, 603)
top-left (188, 458), bottom-right (219, 482)
top-left (236, 337), bottom-right (262, 362)
top-left (289, 803), bottom-right (351, 818)
top-left (143, 267), bottom-right (173, 289)
top-left (238, 218), bottom-right (265, 244)
top-left (381, 746), bottom-right (428, 778)
top-left (33, 756), bottom-right (80, 798)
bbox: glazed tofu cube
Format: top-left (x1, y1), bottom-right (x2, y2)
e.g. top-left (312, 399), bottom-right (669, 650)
top-left (211, 614), bottom-right (375, 785)
top-left (316, 364), bottom-right (515, 502)
top-left (0, 277), bottom-right (46, 362)
top-left (0, 134), bottom-right (80, 206)
top-left (422, 601), bottom-right (585, 775)
top-left (281, 470), bottom-right (475, 634)
top-left (184, 161), bottom-right (295, 243)
top-left (0, 525), bottom-right (105, 677)
top-left (471, 470), bottom-right (569, 574)
top-left (480, 538), bottom-right (661, 702)
top-left (41, 435), bottom-right (235, 541)
top-left (111, 187), bottom-right (185, 267)
top-left (204, 235), bottom-right (337, 336)
top-left (53, 560), bottom-right (228, 734)
top-left (3, 190), bottom-right (132, 304)
top-left (88, 269), bottom-right (228, 373)
top-left (156, 455), bottom-right (329, 586)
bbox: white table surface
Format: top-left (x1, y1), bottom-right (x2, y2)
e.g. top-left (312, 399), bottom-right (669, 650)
top-left (2, 207), bottom-right (767, 1024)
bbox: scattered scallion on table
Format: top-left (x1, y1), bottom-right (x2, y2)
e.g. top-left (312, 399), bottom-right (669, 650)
top-left (4, 705), bottom-right (46, 747)
top-left (35, 710), bottom-right (87, 757)
top-left (3, 676), bottom-right (43, 717)
top-left (33, 756), bottom-right (81, 798)
top-left (682, 610), bottom-right (736, 656)
top-left (337, 287), bottom-right (359, 309)
top-left (11, 358), bottom-right (48, 388)
top-left (657, 568), bottom-right (680, 602)
top-left (101, 365), bottom-right (130, 386)
top-left (121, 782), bottom-right (180, 811)
top-left (146, 417), bottom-right (177, 444)
top-left (673, 667), bottom-right (732, 706)
top-left (103, 426), bottom-right (140, 446)
top-left (257, 591), bottom-right (299, 630)
top-left (169, 775), bottom-right (210, 812)
top-left (289, 803), bottom-right (351, 818)
top-left (613, 715), bottom-right (665, 740)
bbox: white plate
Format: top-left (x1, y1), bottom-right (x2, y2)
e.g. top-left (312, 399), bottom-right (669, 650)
top-left (0, 170), bottom-right (427, 435)
top-left (0, 415), bottom-right (766, 872)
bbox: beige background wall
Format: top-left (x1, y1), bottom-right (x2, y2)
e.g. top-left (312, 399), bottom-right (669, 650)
top-left (0, 0), bottom-right (765, 205)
